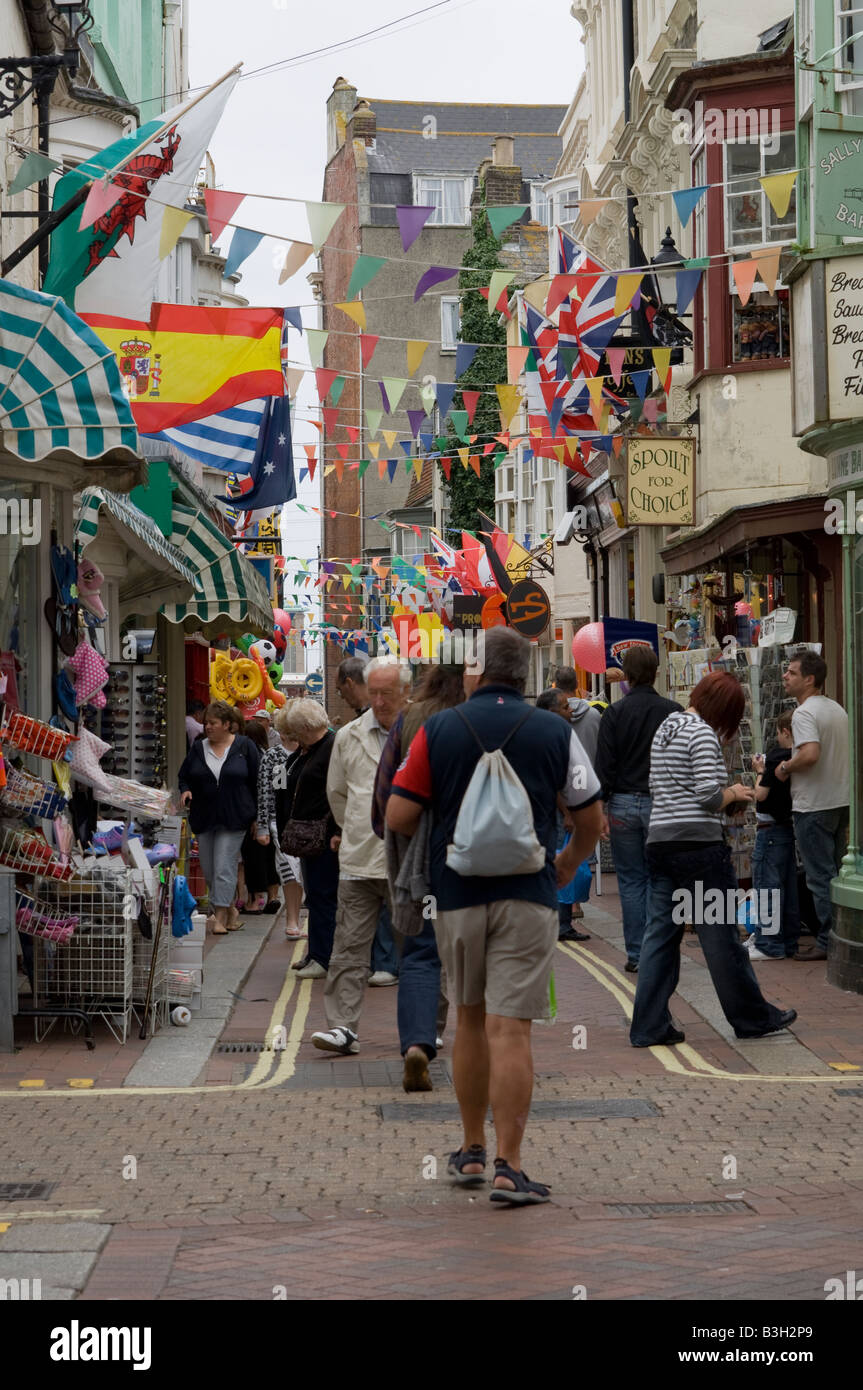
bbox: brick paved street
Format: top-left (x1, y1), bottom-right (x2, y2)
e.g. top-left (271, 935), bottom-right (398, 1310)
top-left (1, 889), bottom-right (862, 1301)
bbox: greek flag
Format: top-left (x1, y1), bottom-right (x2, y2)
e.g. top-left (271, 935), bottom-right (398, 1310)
top-left (143, 399), bottom-right (267, 474)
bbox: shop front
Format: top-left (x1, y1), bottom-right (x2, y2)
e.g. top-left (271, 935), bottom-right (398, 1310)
top-left (0, 281), bottom-right (181, 1050)
top-left (660, 496), bottom-right (840, 686)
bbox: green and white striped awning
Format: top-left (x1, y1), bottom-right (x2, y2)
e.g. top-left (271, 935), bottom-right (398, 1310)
top-left (0, 278), bottom-right (138, 461)
top-left (76, 487), bottom-right (199, 590)
top-left (162, 501), bottom-right (272, 638)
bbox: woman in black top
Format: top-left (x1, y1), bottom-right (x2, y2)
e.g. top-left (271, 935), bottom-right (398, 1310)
top-left (238, 718), bottom-right (280, 914)
top-left (178, 700), bottom-right (260, 934)
top-left (271, 699), bottom-right (338, 977)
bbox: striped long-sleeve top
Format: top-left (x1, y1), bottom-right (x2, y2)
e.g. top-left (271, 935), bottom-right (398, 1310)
top-left (257, 743), bottom-right (290, 833)
top-left (647, 710), bottom-right (728, 844)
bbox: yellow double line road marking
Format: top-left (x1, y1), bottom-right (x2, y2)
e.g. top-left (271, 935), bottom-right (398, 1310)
top-left (0, 941), bottom-right (312, 1100)
top-left (555, 941), bottom-right (852, 1085)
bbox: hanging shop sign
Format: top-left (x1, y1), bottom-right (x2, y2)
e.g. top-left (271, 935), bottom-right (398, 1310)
top-left (626, 436), bottom-right (694, 526)
top-left (815, 129), bottom-right (863, 237)
top-left (825, 255), bottom-right (863, 421)
top-left (505, 579), bottom-right (551, 637)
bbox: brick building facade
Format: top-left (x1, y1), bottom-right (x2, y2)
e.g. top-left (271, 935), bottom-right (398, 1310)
top-left (316, 79), bottom-right (565, 712)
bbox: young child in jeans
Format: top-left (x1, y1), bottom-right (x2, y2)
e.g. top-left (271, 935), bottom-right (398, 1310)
top-left (748, 711), bottom-right (801, 960)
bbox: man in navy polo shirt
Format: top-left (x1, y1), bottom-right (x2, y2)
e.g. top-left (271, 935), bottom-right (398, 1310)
top-left (387, 627), bottom-right (602, 1206)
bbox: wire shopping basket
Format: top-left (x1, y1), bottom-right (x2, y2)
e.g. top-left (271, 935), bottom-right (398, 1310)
top-left (1, 764), bottom-right (67, 820)
top-left (0, 712), bottom-right (77, 762)
top-left (15, 890), bottom-right (78, 944)
top-left (0, 825), bottom-right (73, 879)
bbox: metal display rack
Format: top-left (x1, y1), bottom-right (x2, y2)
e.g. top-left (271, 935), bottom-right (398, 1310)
top-left (31, 866), bottom-right (171, 1044)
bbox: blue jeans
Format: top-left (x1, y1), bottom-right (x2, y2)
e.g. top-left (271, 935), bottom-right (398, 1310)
top-left (608, 792), bottom-right (653, 964)
top-left (750, 823), bottom-right (800, 958)
top-left (371, 902), bottom-right (399, 976)
top-left (793, 807), bottom-right (849, 951)
top-left (397, 918), bottom-right (441, 1060)
top-left (630, 840), bottom-right (788, 1044)
top-left (302, 846), bottom-right (339, 968)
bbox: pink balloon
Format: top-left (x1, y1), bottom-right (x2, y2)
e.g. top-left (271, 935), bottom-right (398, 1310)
top-left (272, 607), bottom-right (292, 634)
top-left (571, 622), bottom-right (607, 674)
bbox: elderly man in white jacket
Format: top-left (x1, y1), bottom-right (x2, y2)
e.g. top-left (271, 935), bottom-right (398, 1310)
top-left (312, 657), bottom-right (411, 1055)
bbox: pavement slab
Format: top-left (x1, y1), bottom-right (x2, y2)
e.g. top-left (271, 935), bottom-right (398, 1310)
top-left (1, 883), bottom-right (861, 1301)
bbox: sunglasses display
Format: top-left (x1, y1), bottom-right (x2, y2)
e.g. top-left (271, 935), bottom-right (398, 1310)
top-left (98, 662), bottom-right (168, 795)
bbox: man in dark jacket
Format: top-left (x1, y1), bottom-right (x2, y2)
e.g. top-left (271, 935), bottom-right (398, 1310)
top-left (594, 646), bottom-right (681, 972)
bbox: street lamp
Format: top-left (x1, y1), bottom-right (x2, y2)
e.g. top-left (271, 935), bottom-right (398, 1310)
top-left (650, 227), bottom-right (685, 312)
top-left (0, 1), bottom-right (93, 119)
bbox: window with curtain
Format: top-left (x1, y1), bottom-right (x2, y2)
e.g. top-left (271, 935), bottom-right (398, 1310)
top-left (530, 183), bottom-right (549, 224)
top-left (414, 176), bottom-right (471, 225)
top-left (440, 297), bottom-right (459, 351)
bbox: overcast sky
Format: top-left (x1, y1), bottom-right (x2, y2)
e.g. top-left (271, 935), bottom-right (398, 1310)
top-left (187, 0), bottom-right (584, 662)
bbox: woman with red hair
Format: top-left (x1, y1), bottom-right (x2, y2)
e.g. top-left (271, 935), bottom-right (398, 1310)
top-left (630, 672), bottom-right (797, 1046)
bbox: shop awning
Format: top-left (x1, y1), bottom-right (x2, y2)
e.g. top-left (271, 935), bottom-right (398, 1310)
top-left (660, 493), bottom-right (829, 574)
top-left (161, 501), bottom-right (272, 638)
top-left (0, 278), bottom-right (139, 464)
top-left (76, 486), bottom-right (200, 614)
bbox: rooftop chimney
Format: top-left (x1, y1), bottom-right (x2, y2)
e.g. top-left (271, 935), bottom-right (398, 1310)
top-left (349, 97), bottom-right (377, 145)
top-left (326, 77), bottom-right (357, 161)
top-left (493, 135), bottom-right (515, 167)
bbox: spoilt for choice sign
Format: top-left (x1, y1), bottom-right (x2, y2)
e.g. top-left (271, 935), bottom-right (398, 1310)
top-left (826, 256), bottom-right (863, 420)
top-left (626, 437), bottom-right (694, 525)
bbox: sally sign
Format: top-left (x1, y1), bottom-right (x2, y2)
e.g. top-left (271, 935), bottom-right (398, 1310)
top-left (626, 437), bottom-right (694, 525)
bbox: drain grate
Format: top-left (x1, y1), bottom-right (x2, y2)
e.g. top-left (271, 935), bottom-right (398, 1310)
top-left (217, 1041), bottom-right (271, 1053)
top-left (835, 1087), bottom-right (863, 1097)
top-left (0, 1181), bottom-right (58, 1201)
top-left (378, 1098), bottom-right (658, 1122)
top-left (605, 1200), bottom-right (752, 1217)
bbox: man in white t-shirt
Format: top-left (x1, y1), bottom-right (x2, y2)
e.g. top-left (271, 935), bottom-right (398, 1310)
top-left (775, 650), bottom-right (849, 960)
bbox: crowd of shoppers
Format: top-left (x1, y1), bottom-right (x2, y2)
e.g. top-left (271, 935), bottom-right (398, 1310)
top-left (178, 638), bottom-right (848, 1208)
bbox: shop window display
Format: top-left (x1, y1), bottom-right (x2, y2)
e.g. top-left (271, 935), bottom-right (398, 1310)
top-left (732, 293), bottom-right (790, 363)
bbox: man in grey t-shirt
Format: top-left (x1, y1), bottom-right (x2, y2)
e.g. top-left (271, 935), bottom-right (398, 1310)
top-left (775, 650), bottom-right (849, 959)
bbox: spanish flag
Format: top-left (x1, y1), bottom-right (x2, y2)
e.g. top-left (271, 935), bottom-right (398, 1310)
top-left (81, 303), bottom-right (284, 433)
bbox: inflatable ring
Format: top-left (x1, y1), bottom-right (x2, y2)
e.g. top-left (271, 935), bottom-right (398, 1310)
top-left (210, 654), bottom-right (236, 704)
top-left (230, 657), bottom-right (263, 702)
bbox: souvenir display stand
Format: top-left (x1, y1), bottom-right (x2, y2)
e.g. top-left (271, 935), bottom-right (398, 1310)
top-left (30, 864), bottom-right (173, 1046)
top-left (666, 640), bottom-right (821, 884)
top-left (0, 696), bottom-right (179, 1049)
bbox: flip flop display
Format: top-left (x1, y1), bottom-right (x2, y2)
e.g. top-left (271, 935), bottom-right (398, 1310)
top-left (0, 825), bottom-right (73, 879)
top-left (1, 712), bottom-right (77, 761)
top-left (15, 891), bottom-right (78, 944)
top-left (0, 765), bottom-right (67, 820)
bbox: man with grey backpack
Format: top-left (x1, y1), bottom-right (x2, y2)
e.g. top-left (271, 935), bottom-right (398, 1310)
top-left (387, 627), bottom-right (603, 1206)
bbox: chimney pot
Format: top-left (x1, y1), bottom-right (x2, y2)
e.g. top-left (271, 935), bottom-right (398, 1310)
top-left (493, 135), bottom-right (515, 167)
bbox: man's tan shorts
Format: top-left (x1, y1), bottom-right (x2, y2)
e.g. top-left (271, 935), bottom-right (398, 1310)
top-left (434, 899), bottom-right (559, 1019)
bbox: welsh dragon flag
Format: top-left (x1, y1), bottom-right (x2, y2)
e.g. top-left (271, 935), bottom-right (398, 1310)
top-left (43, 70), bottom-right (239, 322)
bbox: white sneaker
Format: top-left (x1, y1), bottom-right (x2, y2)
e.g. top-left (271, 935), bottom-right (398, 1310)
top-left (368, 971), bottom-right (398, 987)
top-left (435, 1036), bottom-right (444, 1049)
top-left (311, 1026), bottom-right (359, 1055)
top-left (748, 944), bottom-right (783, 960)
top-left (295, 959), bottom-right (327, 979)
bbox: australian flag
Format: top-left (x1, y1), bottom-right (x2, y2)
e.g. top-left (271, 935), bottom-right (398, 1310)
top-left (218, 390), bottom-right (295, 517)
